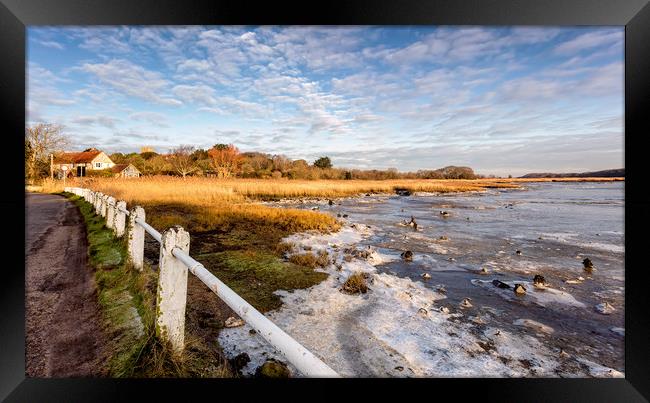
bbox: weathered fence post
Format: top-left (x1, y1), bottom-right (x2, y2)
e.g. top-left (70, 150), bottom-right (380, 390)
top-left (115, 201), bottom-right (127, 237)
top-left (106, 196), bottom-right (116, 230)
top-left (101, 195), bottom-right (109, 218)
top-left (93, 192), bottom-right (101, 214)
top-left (156, 226), bottom-right (190, 354)
top-left (96, 193), bottom-right (103, 215)
top-left (127, 206), bottom-right (145, 270)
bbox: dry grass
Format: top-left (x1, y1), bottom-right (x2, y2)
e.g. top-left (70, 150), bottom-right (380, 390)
top-left (288, 250), bottom-right (330, 269)
top-left (341, 272), bottom-right (368, 294)
top-left (81, 176), bottom-right (522, 202)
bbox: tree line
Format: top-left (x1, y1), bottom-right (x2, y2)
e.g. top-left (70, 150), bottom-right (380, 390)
top-left (110, 146), bottom-right (480, 180)
top-left (25, 123), bottom-right (484, 181)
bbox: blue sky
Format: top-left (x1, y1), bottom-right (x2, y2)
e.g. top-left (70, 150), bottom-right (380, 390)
top-left (27, 26), bottom-right (623, 176)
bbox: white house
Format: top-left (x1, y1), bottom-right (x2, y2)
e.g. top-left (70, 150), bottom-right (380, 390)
top-left (53, 148), bottom-right (115, 176)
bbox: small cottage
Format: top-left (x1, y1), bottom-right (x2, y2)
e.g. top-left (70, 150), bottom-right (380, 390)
top-left (53, 148), bottom-right (115, 177)
top-left (111, 163), bottom-right (141, 178)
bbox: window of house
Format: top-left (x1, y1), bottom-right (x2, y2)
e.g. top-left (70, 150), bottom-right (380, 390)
top-left (95, 162), bottom-right (102, 168)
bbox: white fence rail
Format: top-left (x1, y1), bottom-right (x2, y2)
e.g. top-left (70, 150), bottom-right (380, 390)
top-left (64, 186), bottom-right (339, 377)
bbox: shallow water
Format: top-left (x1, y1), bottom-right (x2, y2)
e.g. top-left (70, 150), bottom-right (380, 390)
top-left (220, 182), bottom-right (624, 377)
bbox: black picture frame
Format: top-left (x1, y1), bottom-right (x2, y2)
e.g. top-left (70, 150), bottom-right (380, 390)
top-left (2, 0), bottom-right (649, 401)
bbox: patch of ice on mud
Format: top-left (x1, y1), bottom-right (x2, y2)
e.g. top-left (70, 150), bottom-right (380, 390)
top-left (471, 279), bottom-right (586, 308)
top-left (576, 358), bottom-right (624, 378)
top-left (218, 220), bottom-right (599, 378)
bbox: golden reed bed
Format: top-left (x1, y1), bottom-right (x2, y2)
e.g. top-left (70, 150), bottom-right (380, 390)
top-left (44, 176), bottom-right (622, 233)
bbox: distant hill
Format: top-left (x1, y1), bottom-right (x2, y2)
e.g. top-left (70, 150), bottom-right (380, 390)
top-left (520, 168), bottom-right (624, 178)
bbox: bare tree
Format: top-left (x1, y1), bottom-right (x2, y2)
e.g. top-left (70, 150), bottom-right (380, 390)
top-left (25, 123), bottom-right (69, 180)
top-left (169, 145), bottom-right (198, 178)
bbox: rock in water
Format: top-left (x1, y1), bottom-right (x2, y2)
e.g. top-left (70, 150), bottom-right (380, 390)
top-left (225, 316), bottom-right (245, 328)
top-left (533, 274), bottom-right (547, 287)
top-left (595, 302), bottom-right (615, 315)
top-left (514, 283), bottom-right (527, 295)
top-left (401, 250), bottom-right (413, 261)
top-left (492, 279), bottom-right (511, 289)
top-left (255, 359), bottom-right (291, 378)
top-left (583, 258), bottom-right (594, 272)
top-left (515, 250), bottom-right (522, 256)
top-left (418, 308), bottom-right (428, 316)
top-left (460, 298), bottom-right (473, 308)
top-left (421, 272), bottom-right (431, 279)
top-left (328, 199), bottom-right (334, 206)
top-left (439, 306), bottom-right (450, 314)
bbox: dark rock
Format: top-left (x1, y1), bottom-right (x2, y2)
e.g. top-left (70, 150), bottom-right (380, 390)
top-left (401, 250), bottom-right (413, 261)
top-left (395, 188), bottom-right (411, 196)
top-left (533, 274), bottom-right (547, 287)
top-left (583, 258), bottom-right (594, 271)
top-left (395, 366), bottom-right (404, 371)
top-left (255, 359), bottom-right (291, 378)
top-left (366, 193), bottom-right (371, 197)
top-left (328, 199), bottom-right (334, 206)
top-left (230, 353), bottom-right (251, 372)
top-left (492, 279), bottom-right (511, 289)
top-left (515, 250), bottom-right (522, 255)
top-left (342, 214), bottom-right (349, 218)
top-left (249, 329), bottom-right (256, 335)
top-left (337, 213), bottom-right (341, 217)
top-left (439, 211), bottom-right (450, 217)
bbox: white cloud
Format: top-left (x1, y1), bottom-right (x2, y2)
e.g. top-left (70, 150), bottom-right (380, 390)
top-left (172, 84), bottom-right (217, 105)
top-left (554, 30), bottom-right (623, 55)
top-left (80, 59), bottom-right (182, 106)
top-left (36, 40), bottom-right (65, 50)
top-left (71, 114), bottom-right (120, 129)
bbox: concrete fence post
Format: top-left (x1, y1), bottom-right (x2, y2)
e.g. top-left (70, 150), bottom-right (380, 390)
top-left (106, 196), bottom-right (116, 230)
top-left (98, 195), bottom-right (104, 216)
top-left (96, 193), bottom-right (103, 215)
top-left (93, 192), bottom-right (101, 214)
top-left (127, 206), bottom-right (145, 270)
top-left (101, 195), bottom-right (109, 218)
top-left (156, 226), bottom-right (190, 354)
top-left (115, 201), bottom-right (127, 237)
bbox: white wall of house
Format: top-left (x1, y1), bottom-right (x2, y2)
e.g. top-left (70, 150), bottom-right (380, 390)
top-left (89, 152), bottom-right (115, 170)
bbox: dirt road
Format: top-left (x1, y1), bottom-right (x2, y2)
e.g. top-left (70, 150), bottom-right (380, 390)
top-left (25, 193), bottom-right (109, 377)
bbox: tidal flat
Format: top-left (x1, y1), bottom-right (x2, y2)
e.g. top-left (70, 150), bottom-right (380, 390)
top-left (220, 181), bottom-right (624, 377)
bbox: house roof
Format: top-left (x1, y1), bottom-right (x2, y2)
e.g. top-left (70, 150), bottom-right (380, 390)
top-left (110, 163), bottom-right (140, 174)
top-left (54, 150), bottom-right (103, 164)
